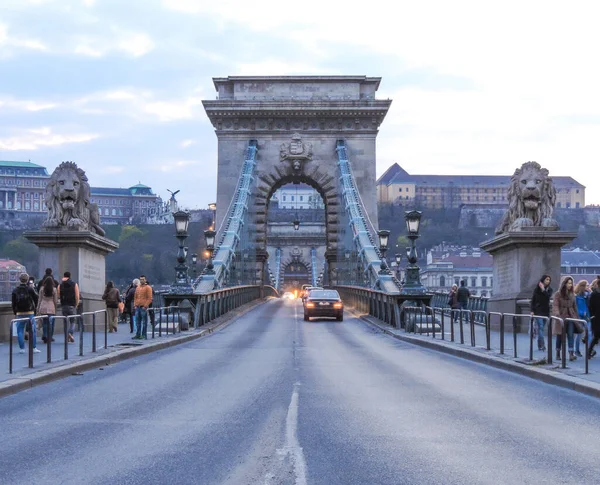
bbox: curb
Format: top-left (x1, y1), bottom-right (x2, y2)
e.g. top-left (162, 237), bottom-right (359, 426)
top-left (352, 310), bottom-right (600, 400)
top-left (0, 298), bottom-right (268, 399)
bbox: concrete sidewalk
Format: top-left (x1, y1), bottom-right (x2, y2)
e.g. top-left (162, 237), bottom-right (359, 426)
top-left (0, 298), bottom-right (268, 398)
top-left (351, 309), bottom-right (600, 399)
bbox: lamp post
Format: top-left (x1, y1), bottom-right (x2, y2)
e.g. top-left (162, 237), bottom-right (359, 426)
top-left (344, 249), bottom-right (351, 284)
top-left (191, 253), bottom-right (198, 281)
top-left (402, 210), bottom-right (426, 293)
top-left (395, 253), bottom-right (402, 280)
top-left (377, 229), bottom-right (391, 275)
top-left (173, 210), bottom-right (191, 287)
top-left (203, 229), bottom-right (216, 275)
top-left (293, 218), bottom-right (300, 231)
top-left (208, 202), bottom-right (216, 230)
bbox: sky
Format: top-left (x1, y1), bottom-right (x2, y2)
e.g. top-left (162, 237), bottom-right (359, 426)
top-left (1, 0), bottom-right (599, 209)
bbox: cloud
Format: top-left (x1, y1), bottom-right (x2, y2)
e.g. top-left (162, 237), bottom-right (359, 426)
top-left (0, 24), bottom-right (48, 55)
top-left (180, 139), bottom-right (195, 148)
top-left (156, 160), bottom-right (201, 172)
top-left (105, 165), bottom-right (124, 174)
top-left (73, 30), bottom-right (154, 58)
top-left (0, 97), bottom-right (59, 112)
top-left (0, 127), bottom-right (99, 150)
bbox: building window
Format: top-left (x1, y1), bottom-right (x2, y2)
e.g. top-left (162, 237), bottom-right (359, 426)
top-left (566, 202), bottom-right (571, 208)
top-left (576, 189), bottom-right (579, 193)
top-left (481, 291), bottom-right (488, 297)
top-left (34, 202), bottom-right (39, 210)
top-left (471, 277), bottom-right (477, 287)
top-left (112, 199), bottom-right (116, 205)
top-left (104, 208), bottom-right (109, 215)
top-left (112, 209), bottom-right (116, 215)
top-left (481, 277), bottom-right (487, 287)
top-left (25, 202), bottom-right (30, 210)
top-left (454, 277), bottom-right (460, 285)
top-left (399, 188), bottom-right (403, 192)
top-left (16, 180), bottom-right (22, 186)
top-left (576, 202), bottom-right (580, 208)
top-left (34, 180), bottom-right (39, 186)
top-left (15, 201), bottom-right (20, 209)
top-left (300, 196), bottom-right (303, 201)
top-left (439, 275), bottom-right (446, 287)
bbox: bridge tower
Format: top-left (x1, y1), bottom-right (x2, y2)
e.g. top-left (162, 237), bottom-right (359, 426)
top-left (202, 76), bottom-right (391, 289)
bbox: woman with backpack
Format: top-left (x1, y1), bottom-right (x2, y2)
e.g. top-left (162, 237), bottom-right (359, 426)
top-left (37, 276), bottom-right (58, 344)
top-left (102, 281), bottom-right (121, 333)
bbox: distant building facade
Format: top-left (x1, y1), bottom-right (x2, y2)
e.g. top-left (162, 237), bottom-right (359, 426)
top-left (90, 184), bottom-right (164, 224)
top-left (271, 183), bottom-right (325, 210)
top-left (0, 161), bottom-right (49, 220)
top-left (420, 247), bottom-right (493, 297)
top-left (378, 163), bottom-right (585, 210)
top-left (0, 161), bottom-right (164, 224)
top-left (0, 259), bottom-right (26, 301)
top-left (561, 250), bottom-right (600, 282)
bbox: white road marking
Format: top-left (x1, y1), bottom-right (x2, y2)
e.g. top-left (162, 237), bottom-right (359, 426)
top-left (276, 382), bottom-right (308, 485)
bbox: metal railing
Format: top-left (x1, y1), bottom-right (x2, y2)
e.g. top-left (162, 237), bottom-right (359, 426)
top-left (8, 307), bottom-right (185, 374)
top-left (336, 140), bottom-right (400, 293)
top-left (336, 286), bottom-right (594, 374)
top-left (195, 140), bottom-right (258, 293)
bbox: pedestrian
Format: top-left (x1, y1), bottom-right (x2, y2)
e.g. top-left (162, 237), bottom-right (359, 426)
top-left (133, 275), bottom-right (153, 340)
top-left (587, 279), bottom-right (600, 358)
top-left (448, 284), bottom-right (460, 322)
top-left (457, 280), bottom-right (470, 319)
top-left (37, 275), bottom-right (58, 343)
top-left (11, 272), bottom-right (40, 354)
top-left (574, 280), bottom-right (590, 357)
top-left (125, 279), bottom-right (139, 333)
top-left (57, 271), bottom-right (80, 343)
top-left (530, 274), bottom-right (552, 351)
top-left (37, 268), bottom-right (59, 293)
top-left (102, 281), bottom-right (121, 333)
top-left (552, 276), bottom-right (578, 361)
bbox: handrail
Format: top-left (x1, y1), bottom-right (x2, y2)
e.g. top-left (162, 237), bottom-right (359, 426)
top-left (335, 140), bottom-right (400, 293)
top-left (194, 140), bottom-right (258, 293)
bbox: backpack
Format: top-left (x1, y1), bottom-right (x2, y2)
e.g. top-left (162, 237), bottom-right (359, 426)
top-left (14, 286), bottom-right (33, 312)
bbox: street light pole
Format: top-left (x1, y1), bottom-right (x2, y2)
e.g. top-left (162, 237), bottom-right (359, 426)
top-left (402, 210), bottom-right (426, 294)
top-left (203, 229), bottom-right (216, 275)
top-left (377, 230), bottom-right (391, 275)
top-left (173, 210), bottom-right (191, 288)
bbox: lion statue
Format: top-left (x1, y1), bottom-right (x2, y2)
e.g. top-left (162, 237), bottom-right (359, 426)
top-left (495, 161), bottom-right (559, 235)
top-left (42, 161), bottom-right (105, 237)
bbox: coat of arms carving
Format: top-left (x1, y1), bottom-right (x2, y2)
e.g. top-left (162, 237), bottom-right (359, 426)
top-left (280, 133), bottom-right (313, 171)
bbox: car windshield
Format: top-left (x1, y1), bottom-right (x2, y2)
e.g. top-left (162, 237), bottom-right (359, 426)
top-left (309, 290), bottom-right (339, 299)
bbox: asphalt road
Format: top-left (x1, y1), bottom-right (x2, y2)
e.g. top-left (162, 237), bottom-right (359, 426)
top-left (1, 298), bottom-right (599, 485)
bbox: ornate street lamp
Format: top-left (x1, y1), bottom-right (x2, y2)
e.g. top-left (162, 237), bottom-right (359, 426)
top-left (402, 210), bottom-right (426, 294)
top-left (377, 229), bottom-right (391, 275)
top-left (191, 253), bottom-right (198, 280)
top-left (204, 229), bottom-right (216, 275)
top-left (293, 218), bottom-right (300, 231)
top-left (208, 202), bottom-right (216, 229)
top-left (173, 210), bottom-right (191, 287)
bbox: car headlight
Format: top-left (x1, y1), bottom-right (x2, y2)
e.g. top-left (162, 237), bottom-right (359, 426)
top-left (333, 303), bottom-right (343, 309)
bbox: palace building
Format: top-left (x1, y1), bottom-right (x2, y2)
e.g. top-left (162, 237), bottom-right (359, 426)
top-left (0, 161), bottom-right (163, 224)
top-left (377, 163), bottom-right (585, 209)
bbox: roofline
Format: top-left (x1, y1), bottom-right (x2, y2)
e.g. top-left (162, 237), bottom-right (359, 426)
top-left (212, 76), bottom-right (382, 91)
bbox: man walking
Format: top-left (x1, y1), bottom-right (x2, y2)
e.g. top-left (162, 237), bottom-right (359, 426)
top-left (57, 271), bottom-right (80, 343)
top-left (133, 275), bottom-right (153, 340)
top-left (12, 272), bottom-right (40, 354)
top-left (457, 280), bottom-right (471, 319)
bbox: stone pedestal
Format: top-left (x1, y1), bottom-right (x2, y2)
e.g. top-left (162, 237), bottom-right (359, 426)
top-left (480, 229), bottom-right (577, 317)
top-left (23, 231), bottom-right (119, 317)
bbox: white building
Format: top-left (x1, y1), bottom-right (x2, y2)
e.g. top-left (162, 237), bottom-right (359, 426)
top-left (271, 183), bottom-right (324, 210)
top-left (420, 248), bottom-right (493, 297)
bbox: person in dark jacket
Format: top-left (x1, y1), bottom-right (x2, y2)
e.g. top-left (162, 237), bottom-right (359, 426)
top-left (11, 272), bottom-right (40, 354)
top-left (531, 274), bottom-right (552, 351)
top-left (587, 279), bottom-right (600, 358)
top-left (57, 271), bottom-right (80, 343)
top-left (37, 268), bottom-right (59, 293)
top-left (125, 279), bottom-right (139, 333)
top-left (102, 281), bottom-right (120, 333)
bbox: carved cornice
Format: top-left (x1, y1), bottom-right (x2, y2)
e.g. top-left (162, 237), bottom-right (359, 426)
top-left (202, 100), bottom-right (391, 133)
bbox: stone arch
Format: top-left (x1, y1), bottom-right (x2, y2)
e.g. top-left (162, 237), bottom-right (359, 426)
top-left (281, 259), bottom-right (311, 289)
top-left (253, 164), bottom-right (339, 255)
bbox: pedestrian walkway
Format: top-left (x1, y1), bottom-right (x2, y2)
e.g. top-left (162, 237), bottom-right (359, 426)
top-left (0, 321), bottom-right (181, 383)
top-left (356, 310), bottom-right (600, 389)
